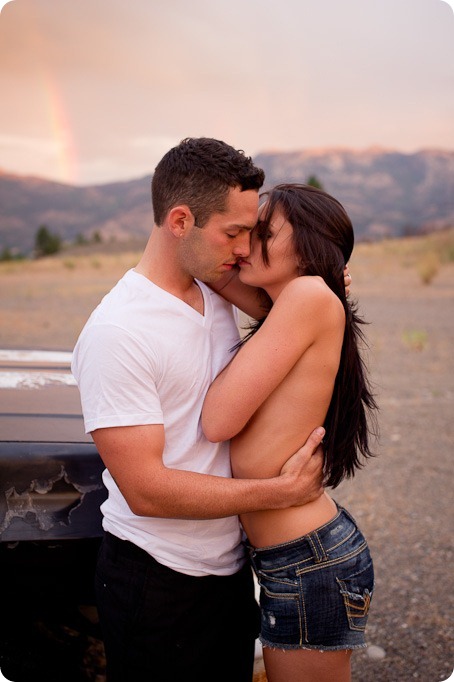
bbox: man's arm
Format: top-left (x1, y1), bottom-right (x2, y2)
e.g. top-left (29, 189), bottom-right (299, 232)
top-left (208, 267), bottom-right (271, 319)
top-left (91, 423), bottom-right (324, 520)
top-left (209, 265), bottom-right (352, 318)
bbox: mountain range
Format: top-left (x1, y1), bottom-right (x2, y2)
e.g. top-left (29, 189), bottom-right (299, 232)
top-left (1, 148), bottom-right (453, 254)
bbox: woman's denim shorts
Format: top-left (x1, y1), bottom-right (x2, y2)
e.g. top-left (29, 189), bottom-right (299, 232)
top-left (247, 504), bottom-right (374, 651)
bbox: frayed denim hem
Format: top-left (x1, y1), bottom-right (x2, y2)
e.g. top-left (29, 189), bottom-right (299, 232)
top-left (259, 636), bottom-right (368, 652)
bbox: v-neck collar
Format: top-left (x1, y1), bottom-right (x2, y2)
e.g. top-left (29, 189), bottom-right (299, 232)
top-left (129, 269), bottom-right (212, 327)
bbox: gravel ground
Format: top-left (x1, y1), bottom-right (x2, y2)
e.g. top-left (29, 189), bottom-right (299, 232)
top-left (330, 258), bottom-right (454, 682)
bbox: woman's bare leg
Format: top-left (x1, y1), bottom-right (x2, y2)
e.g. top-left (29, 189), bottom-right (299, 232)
top-left (263, 646), bottom-right (352, 682)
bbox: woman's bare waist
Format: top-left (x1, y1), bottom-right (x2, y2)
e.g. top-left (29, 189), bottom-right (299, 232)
top-left (240, 493), bottom-right (337, 549)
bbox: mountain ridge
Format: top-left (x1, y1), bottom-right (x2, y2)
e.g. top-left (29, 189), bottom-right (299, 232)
top-left (1, 148), bottom-right (453, 253)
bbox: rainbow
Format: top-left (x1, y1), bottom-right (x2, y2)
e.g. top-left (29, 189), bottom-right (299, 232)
top-left (4, 0), bottom-right (79, 184)
top-left (42, 72), bottom-right (78, 185)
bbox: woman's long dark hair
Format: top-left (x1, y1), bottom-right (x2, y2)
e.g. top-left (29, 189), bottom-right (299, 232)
top-left (246, 183), bottom-right (378, 488)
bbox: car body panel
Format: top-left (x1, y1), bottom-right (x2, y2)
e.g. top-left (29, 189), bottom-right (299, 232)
top-left (0, 350), bottom-right (106, 542)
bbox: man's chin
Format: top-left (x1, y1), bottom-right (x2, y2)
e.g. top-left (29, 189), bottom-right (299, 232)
top-left (194, 272), bottom-right (220, 284)
top-left (207, 272), bottom-right (223, 283)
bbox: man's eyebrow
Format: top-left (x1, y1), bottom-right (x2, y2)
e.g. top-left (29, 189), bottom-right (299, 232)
top-left (229, 224), bottom-right (255, 231)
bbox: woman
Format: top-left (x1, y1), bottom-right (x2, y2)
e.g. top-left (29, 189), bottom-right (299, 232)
top-left (202, 183), bottom-right (377, 682)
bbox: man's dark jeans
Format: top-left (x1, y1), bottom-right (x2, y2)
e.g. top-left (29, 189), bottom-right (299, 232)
top-left (95, 532), bottom-right (260, 682)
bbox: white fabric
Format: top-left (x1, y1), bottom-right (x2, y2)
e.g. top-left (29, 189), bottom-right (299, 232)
top-left (72, 269), bottom-right (245, 576)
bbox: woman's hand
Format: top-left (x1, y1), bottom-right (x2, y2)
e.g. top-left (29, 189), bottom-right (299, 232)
top-left (344, 264), bottom-right (352, 296)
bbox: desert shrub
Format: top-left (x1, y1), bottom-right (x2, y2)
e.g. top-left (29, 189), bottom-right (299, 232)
top-left (0, 247), bottom-right (25, 261)
top-left (402, 329), bottom-right (428, 351)
top-left (417, 252), bottom-right (440, 285)
top-left (438, 235), bottom-right (454, 263)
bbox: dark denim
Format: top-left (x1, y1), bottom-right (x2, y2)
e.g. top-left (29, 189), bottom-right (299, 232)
top-left (95, 532), bottom-right (260, 682)
top-left (248, 504), bottom-right (374, 650)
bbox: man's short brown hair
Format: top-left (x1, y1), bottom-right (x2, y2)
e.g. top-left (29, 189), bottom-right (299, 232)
top-left (152, 137), bottom-right (265, 227)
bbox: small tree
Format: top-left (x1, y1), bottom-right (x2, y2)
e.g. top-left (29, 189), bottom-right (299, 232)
top-left (0, 247), bottom-right (13, 262)
top-left (0, 247), bottom-right (24, 261)
top-left (35, 225), bottom-right (62, 257)
top-left (306, 175), bottom-right (325, 190)
top-left (74, 232), bottom-right (88, 246)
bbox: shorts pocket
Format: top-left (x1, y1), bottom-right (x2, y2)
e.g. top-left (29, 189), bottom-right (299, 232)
top-left (258, 579), bottom-right (304, 647)
top-left (336, 558), bottom-right (374, 632)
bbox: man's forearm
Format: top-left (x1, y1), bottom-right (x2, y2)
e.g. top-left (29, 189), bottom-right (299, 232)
top-left (125, 466), bottom-right (297, 519)
top-left (94, 424), bottom-right (324, 520)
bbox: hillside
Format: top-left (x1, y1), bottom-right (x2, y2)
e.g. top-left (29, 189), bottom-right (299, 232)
top-left (0, 173), bottom-right (152, 254)
top-left (1, 148), bottom-right (453, 253)
top-left (256, 148), bottom-right (454, 239)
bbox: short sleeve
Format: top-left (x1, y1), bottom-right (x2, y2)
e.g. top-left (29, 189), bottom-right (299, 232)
top-left (72, 322), bottom-right (164, 433)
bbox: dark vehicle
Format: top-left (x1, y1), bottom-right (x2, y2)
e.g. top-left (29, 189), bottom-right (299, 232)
top-left (0, 350), bottom-right (107, 682)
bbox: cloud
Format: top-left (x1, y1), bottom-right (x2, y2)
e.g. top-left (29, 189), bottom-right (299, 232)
top-left (0, 133), bottom-right (60, 154)
top-left (0, 0), bottom-right (453, 184)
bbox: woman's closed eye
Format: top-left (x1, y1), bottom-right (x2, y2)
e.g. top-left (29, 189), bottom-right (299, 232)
top-left (255, 221), bottom-right (273, 241)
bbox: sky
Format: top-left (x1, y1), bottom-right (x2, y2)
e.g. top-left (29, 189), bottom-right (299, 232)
top-left (0, 0), bottom-right (453, 186)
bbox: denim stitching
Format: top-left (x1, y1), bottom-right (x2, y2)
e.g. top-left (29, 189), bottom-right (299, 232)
top-left (312, 530), bottom-right (328, 561)
top-left (261, 579), bottom-right (298, 593)
top-left (256, 554), bottom-right (312, 576)
top-left (258, 572), bottom-right (296, 587)
top-left (307, 534), bottom-right (321, 562)
top-left (336, 579), bottom-right (372, 632)
top-left (254, 536), bottom-right (368, 580)
top-left (295, 541), bottom-right (368, 576)
top-left (298, 575), bottom-right (308, 645)
top-left (257, 540), bottom-right (369, 582)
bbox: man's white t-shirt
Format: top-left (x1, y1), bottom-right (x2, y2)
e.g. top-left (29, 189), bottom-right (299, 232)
top-left (72, 269), bottom-right (245, 577)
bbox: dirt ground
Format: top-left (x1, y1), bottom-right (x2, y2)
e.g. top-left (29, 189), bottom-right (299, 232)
top-left (1, 233), bottom-right (453, 681)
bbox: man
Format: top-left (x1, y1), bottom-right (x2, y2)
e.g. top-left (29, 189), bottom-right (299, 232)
top-left (72, 138), bottom-right (325, 682)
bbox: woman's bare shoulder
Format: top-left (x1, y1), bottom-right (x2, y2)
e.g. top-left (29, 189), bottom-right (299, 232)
top-left (267, 276), bottom-right (344, 330)
top-left (279, 276), bottom-right (341, 308)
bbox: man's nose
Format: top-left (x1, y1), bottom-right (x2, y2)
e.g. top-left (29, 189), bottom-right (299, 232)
top-left (232, 232), bottom-right (251, 257)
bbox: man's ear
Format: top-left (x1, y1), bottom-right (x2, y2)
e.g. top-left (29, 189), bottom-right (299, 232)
top-left (167, 205), bottom-right (194, 239)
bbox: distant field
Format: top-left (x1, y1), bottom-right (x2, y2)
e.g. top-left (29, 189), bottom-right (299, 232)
top-left (0, 248), bottom-right (143, 350)
top-left (1, 229), bottom-right (453, 351)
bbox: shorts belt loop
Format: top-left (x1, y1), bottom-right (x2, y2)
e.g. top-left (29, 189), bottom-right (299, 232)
top-left (307, 530), bottom-right (328, 563)
top-left (245, 542), bottom-right (258, 572)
